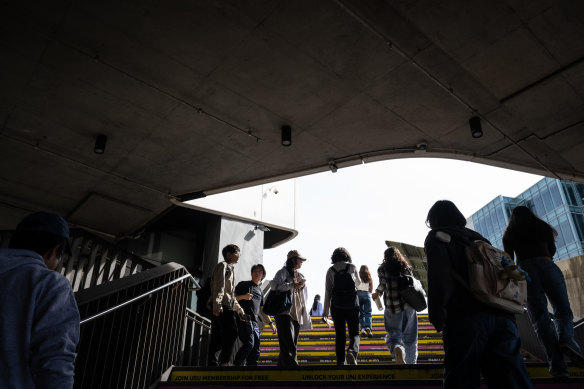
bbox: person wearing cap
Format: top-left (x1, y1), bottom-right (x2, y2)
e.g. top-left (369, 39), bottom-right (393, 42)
top-left (269, 250), bottom-right (312, 367)
top-left (0, 212), bottom-right (80, 388)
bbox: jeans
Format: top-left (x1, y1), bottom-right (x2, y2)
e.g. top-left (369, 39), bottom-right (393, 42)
top-left (331, 306), bottom-right (360, 364)
top-left (383, 306), bottom-right (418, 364)
top-left (234, 319), bottom-right (260, 366)
top-left (357, 290), bottom-right (372, 330)
top-left (520, 258), bottom-right (582, 375)
top-left (275, 314), bottom-right (300, 367)
top-left (442, 312), bottom-right (532, 389)
top-left (208, 307), bottom-right (238, 366)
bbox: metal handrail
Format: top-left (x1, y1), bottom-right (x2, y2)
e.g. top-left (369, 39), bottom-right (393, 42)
top-left (185, 308), bottom-right (211, 329)
top-left (80, 274), bottom-right (199, 325)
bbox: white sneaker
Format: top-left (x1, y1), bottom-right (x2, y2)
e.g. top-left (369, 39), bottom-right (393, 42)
top-left (394, 347), bottom-right (405, 364)
top-left (365, 328), bottom-right (373, 338)
top-left (360, 328), bottom-right (366, 336)
top-left (346, 352), bottom-right (358, 365)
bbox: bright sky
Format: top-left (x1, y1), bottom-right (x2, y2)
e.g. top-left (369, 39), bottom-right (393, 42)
top-left (261, 158), bottom-right (543, 307)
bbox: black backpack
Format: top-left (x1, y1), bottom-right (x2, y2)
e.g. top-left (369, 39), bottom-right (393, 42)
top-left (331, 264), bottom-right (359, 309)
top-left (196, 276), bottom-right (213, 319)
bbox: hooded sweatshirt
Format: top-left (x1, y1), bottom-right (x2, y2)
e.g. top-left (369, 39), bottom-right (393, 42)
top-left (0, 248), bottom-right (80, 389)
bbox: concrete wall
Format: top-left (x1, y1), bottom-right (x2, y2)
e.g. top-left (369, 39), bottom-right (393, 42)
top-left (556, 255), bottom-right (584, 319)
top-left (217, 216), bottom-right (265, 285)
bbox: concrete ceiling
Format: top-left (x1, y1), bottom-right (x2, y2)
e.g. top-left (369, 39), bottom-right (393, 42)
top-left (1, 0), bottom-right (584, 237)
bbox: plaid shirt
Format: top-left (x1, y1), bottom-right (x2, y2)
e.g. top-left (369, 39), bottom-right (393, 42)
top-left (376, 264), bottom-right (412, 313)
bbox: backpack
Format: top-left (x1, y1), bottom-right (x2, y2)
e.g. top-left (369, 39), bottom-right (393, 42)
top-left (397, 271), bottom-right (427, 312)
top-left (196, 276), bottom-right (213, 318)
top-left (331, 264), bottom-right (359, 309)
top-left (453, 237), bottom-right (528, 314)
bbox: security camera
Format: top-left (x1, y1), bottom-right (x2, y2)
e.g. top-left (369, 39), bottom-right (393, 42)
top-left (416, 142), bottom-right (428, 151)
top-left (273, 188), bottom-right (278, 194)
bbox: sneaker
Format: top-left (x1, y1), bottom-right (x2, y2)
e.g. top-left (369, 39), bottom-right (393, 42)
top-left (360, 328), bottom-right (366, 336)
top-left (365, 328), bottom-right (373, 338)
top-left (346, 352), bottom-right (358, 365)
top-left (560, 343), bottom-right (584, 368)
top-left (394, 347), bottom-right (405, 365)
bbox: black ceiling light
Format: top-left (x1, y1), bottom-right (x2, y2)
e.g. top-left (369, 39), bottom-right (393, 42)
top-left (329, 161), bottom-right (338, 173)
top-left (281, 125), bottom-right (291, 146)
top-left (469, 116), bottom-right (483, 138)
top-left (94, 134), bottom-right (107, 154)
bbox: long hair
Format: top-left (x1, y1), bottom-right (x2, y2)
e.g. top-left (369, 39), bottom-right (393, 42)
top-left (504, 205), bottom-right (557, 241)
top-left (311, 294), bottom-right (320, 312)
top-left (359, 265), bottom-right (372, 283)
top-left (285, 255), bottom-right (303, 277)
top-left (426, 200), bottom-right (466, 228)
top-left (383, 246), bottom-right (410, 275)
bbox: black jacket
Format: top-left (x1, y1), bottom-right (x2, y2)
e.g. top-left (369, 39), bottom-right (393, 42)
top-left (424, 225), bottom-right (512, 332)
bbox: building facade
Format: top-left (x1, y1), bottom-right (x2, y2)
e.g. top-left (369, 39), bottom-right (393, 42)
top-left (467, 177), bottom-right (584, 262)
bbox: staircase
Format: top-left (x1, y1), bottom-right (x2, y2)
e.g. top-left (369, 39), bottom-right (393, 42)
top-left (258, 313), bottom-right (443, 365)
top-left (159, 314), bottom-right (584, 388)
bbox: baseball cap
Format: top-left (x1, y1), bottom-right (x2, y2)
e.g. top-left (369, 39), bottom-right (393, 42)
top-left (287, 250), bottom-right (307, 261)
top-left (16, 212), bottom-right (72, 254)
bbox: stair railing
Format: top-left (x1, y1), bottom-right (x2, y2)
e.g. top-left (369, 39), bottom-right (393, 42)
top-left (75, 262), bottom-right (201, 389)
top-left (180, 308), bottom-right (212, 367)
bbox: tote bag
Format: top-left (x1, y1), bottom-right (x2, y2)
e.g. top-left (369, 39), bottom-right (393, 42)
top-left (399, 274), bottom-right (427, 312)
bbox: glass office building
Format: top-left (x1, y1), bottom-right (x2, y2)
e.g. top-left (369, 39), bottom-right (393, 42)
top-left (467, 177), bottom-right (584, 262)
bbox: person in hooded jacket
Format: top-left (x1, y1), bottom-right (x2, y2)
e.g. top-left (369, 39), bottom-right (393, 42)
top-left (0, 212), bottom-right (80, 388)
top-left (323, 247), bottom-right (361, 365)
top-left (424, 200), bottom-right (531, 389)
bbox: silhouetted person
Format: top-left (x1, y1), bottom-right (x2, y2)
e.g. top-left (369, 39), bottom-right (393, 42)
top-left (424, 200), bottom-right (532, 388)
top-left (323, 247), bottom-right (361, 365)
top-left (0, 212), bottom-right (80, 388)
top-left (503, 205), bottom-right (584, 377)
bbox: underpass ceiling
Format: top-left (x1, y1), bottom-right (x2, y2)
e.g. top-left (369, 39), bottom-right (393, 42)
top-left (1, 0), bottom-right (584, 237)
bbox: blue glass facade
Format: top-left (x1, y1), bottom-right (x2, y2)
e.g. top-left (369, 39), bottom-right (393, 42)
top-left (468, 178), bottom-right (584, 262)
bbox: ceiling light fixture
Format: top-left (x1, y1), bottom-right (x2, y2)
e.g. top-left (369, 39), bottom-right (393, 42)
top-left (281, 125), bottom-right (292, 146)
top-left (329, 161), bottom-right (338, 173)
top-left (469, 116), bottom-right (483, 138)
top-left (94, 134), bottom-right (107, 154)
